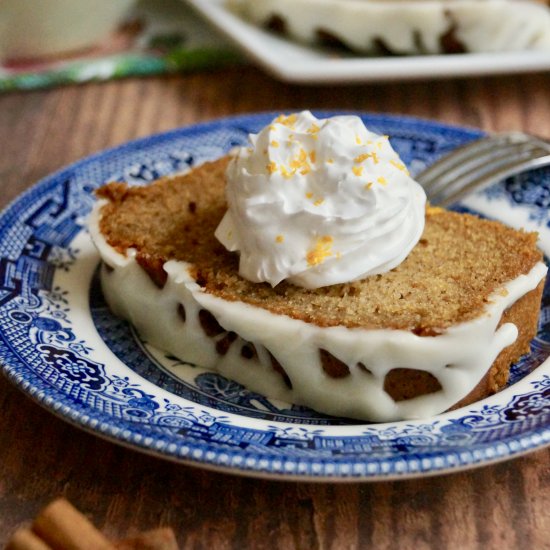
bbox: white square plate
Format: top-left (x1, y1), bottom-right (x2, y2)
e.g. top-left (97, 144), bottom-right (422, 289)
top-left (184, 0), bottom-right (550, 84)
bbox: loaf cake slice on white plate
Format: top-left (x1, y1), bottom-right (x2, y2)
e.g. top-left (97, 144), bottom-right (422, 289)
top-left (227, 0), bottom-right (550, 55)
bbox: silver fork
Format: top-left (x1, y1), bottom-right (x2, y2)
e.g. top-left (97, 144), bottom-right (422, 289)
top-left (416, 132), bottom-right (550, 207)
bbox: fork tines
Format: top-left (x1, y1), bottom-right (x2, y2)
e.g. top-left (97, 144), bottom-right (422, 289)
top-left (417, 132), bottom-right (550, 207)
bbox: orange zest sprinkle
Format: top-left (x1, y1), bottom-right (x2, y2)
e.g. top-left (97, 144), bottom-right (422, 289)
top-left (281, 165), bottom-right (293, 179)
top-left (377, 176), bottom-right (387, 186)
top-left (313, 198), bottom-right (324, 206)
top-left (364, 182), bottom-right (374, 190)
top-left (352, 166), bottom-right (364, 177)
top-left (390, 159), bottom-right (409, 174)
top-left (306, 235), bottom-right (334, 266)
top-left (275, 235), bottom-right (284, 243)
top-left (305, 192), bottom-right (313, 199)
top-left (270, 140), bottom-right (280, 148)
top-left (354, 153), bottom-right (371, 163)
top-left (307, 123), bottom-right (320, 134)
top-left (267, 161), bottom-right (277, 174)
top-left (287, 148), bottom-right (311, 176)
top-left (275, 113), bottom-right (298, 128)
top-left (309, 151), bottom-right (316, 163)
top-left (354, 151), bottom-right (379, 164)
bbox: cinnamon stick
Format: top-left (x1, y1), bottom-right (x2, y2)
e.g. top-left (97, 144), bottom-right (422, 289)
top-left (5, 528), bottom-right (53, 550)
top-left (115, 527), bottom-right (179, 550)
top-left (31, 498), bottom-right (115, 550)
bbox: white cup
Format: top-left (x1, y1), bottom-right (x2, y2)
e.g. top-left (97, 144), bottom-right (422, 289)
top-left (0, 0), bottom-right (136, 61)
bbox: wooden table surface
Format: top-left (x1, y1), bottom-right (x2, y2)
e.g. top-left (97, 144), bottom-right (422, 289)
top-left (0, 66), bottom-right (549, 549)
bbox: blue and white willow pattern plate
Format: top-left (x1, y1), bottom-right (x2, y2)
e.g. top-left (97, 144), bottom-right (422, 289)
top-left (1, 113), bottom-right (549, 481)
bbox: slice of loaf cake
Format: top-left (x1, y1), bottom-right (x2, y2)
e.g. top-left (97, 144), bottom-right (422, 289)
top-left (227, 0), bottom-right (550, 55)
top-left (90, 155), bottom-right (547, 422)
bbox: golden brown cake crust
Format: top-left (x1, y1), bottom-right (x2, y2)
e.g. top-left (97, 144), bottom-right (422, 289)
top-left (382, 279), bottom-right (544, 405)
top-left (452, 279), bottom-right (545, 408)
top-left (97, 156), bottom-right (543, 335)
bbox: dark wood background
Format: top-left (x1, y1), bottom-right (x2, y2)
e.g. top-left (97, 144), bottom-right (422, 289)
top-left (1, 66), bottom-right (549, 548)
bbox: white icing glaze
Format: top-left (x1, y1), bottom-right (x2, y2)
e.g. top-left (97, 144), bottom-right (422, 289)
top-left (89, 202), bottom-right (547, 422)
top-left (227, 0), bottom-right (550, 54)
top-left (216, 111), bottom-right (426, 288)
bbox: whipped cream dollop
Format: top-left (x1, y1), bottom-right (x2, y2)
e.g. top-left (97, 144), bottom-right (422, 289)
top-left (215, 111), bottom-right (427, 289)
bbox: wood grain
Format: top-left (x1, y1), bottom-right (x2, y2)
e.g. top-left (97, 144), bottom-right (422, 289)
top-left (1, 68), bottom-right (549, 548)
